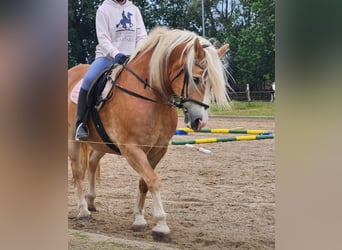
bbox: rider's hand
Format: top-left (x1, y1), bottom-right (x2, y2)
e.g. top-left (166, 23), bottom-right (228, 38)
top-left (114, 53), bottom-right (129, 65)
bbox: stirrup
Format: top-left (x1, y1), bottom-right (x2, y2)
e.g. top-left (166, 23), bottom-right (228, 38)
top-left (75, 123), bottom-right (89, 141)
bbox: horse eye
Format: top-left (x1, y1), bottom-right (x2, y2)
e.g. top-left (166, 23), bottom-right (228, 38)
top-left (193, 77), bottom-right (201, 85)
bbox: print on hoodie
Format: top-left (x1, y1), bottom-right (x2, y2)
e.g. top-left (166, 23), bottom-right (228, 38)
top-left (116, 11), bottom-right (133, 30)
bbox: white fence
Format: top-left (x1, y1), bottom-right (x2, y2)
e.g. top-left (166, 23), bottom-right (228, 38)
top-left (229, 91), bottom-right (274, 102)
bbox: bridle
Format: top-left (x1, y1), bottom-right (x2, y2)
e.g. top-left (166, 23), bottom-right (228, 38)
top-left (108, 62), bottom-right (210, 110)
top-left (170, 65), bottom-right (209, 110)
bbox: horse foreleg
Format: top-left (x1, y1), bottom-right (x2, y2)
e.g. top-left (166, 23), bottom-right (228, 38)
top-left (69, 142), bottom-right (91, 219)
top-left (85, 150), bottom-right (105, 212)
top-left (133, 174), bottom-right (171, 241)
top-left (122, 146), bottom-right (171, 242)
top-left (149, 152), bottom-right (171, 242)
top-left (132, 178), bottom-right (148, 231)
top-left (150, 189), bottom-right (171, 242)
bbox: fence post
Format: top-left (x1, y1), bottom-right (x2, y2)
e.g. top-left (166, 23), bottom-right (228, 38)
top-left (246, 84), bottom-right (251, 103)
top-left (270, 82), bottom-right (275, 102)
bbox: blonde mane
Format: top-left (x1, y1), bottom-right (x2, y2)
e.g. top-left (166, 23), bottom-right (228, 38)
top-left (130, 26), bottom-right (230, 106)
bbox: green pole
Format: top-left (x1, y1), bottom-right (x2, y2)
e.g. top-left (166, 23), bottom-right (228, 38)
top-left (171, 135), bottom-right (274, 145)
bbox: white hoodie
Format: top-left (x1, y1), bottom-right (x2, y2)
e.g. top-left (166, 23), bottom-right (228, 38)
top-left (95, 0), bottom-right (147, 59)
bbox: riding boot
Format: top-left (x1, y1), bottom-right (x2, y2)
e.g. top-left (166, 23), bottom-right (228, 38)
top-left (75, 88), bottom-right (90, 141)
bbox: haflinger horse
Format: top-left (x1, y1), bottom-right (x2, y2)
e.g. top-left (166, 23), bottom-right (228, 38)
top-left (68, 26), bottom-right (230, 242)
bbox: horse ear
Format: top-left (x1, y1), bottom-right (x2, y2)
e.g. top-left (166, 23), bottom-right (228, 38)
top-left (217, 44), bottom-right (229, 58)
top-left (194, 38), bottom-right (205, 61)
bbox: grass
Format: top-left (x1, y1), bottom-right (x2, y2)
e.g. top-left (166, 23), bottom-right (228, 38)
top-left (93, 241), bottom-right (135, 250)
top-left (69, 231), bottom-right (135, 250)
top-left (71, 232), bottom-right (90, 240)
top-left (211, 101), bottom-right (275, 117)
top-left (178, 101), bottom-right (275, 117)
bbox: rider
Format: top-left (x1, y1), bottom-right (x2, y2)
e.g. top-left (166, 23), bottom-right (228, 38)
top-left (75, 0), bottom-right (147, 140)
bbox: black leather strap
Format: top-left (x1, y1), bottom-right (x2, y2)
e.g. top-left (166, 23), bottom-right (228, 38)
top-left (90, 109), bottom-right (121, 154)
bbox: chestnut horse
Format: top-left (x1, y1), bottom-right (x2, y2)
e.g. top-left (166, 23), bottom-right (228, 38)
top-left (68, 26), bottom-right (230, 242)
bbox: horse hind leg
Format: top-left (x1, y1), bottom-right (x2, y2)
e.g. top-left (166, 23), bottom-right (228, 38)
top-left (85, 150), bottom-right (105, 212)
top-left (69, 141), bottom-right (91, 219)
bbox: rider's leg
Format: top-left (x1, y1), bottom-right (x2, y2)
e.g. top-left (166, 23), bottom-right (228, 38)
top-left (75, 57), bottom-right (114, 140)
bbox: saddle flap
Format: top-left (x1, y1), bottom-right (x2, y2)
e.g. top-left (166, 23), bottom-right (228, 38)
top-left (87, 65), bottom-right (114, 108)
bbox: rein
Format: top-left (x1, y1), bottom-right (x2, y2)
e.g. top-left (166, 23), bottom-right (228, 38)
top-left (108, 62), bottom-right (210, 110)
top-left (107, 65), bottom-right (178, 108)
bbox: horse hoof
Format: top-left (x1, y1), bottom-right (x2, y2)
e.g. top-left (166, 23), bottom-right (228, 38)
top-left (88, 205), bottom-right (97, 212)
top-left (85, 195), bottom-right (96, 211)
top-left (77, 211), bottom-right (91, 220)
top-left (132, 224), bottom-right (148, 232)
top-left (152, 231), bottom-right (172, 243)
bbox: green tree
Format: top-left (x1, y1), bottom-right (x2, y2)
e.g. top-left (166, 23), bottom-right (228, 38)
top-left (68, 0), bottom-right (101, 68)
top-left (224, 0), bottom-right (275, 90)
top-left (141, 0), bottom-right (192, 29)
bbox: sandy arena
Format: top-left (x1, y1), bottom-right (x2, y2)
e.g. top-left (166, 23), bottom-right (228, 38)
top-left (68, 117), bottom-right (275, 249)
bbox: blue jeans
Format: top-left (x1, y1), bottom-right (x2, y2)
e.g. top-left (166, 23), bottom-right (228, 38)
top-left (80, 57), bottom-right (114, 91)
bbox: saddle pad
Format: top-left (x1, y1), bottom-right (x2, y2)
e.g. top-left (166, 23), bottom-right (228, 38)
top-left (70, 78), bottom-right (114, 110)
top-left (70, 80), bottom-right (82, 104)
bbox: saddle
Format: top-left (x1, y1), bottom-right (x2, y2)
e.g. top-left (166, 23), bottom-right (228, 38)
top-left (70, 64), bottom-right (122, 154)
top-left (87, 64), bottom-right (115, 111)
top-left (71, 65), bottom-right (117, 109)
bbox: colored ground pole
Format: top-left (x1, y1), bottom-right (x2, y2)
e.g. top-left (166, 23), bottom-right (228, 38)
top-left (177, 127), bottom-right (270, 134)
top-left (171, 134), bottom-right (274, 145)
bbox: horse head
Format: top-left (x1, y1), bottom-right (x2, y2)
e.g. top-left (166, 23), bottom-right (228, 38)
top-left (129, 26), bottom-right (231, 131)
top-left (169, 38), bottom-right (229, 131)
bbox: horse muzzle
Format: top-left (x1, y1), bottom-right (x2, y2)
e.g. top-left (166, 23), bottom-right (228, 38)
top-left (183, 104), bottom-right (208, 131)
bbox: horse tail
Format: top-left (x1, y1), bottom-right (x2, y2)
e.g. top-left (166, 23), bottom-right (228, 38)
top-left (80, 143), bottom-right (89, 179)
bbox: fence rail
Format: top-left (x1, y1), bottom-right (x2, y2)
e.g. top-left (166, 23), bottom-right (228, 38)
top-left (229, 91), bottom-right (273, 101)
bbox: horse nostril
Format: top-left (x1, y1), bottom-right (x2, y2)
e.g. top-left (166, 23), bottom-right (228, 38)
top-left (191, 118), bottom-right (201, 131)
